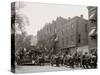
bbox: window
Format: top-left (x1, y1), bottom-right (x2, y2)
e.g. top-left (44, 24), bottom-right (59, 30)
top-left (66, 37), bottom-right (68, 45)
top-left (85, 24), bottom-right (87, 32)
top-left (71, 24), bottom-right (73, 29)
top-left (71, 35), bottom-right (74, 44)
top-left (62, 38), bottom-right (64, 46)
top-left (78, 34), bottom-right (80, 43)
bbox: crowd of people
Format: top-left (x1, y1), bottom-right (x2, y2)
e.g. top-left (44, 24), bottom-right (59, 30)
top-left (15, 48), bottom-right (97, 69)
top-left (50, 52), bottom-right (97, 69)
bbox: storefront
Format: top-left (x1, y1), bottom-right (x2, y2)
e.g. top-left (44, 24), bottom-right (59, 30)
top-left (87, 6), bottom-right (97, 54)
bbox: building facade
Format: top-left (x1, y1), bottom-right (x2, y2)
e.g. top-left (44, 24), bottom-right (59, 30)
top-left (87, 6), bottom-right (97, 54)
top-left (37, 15), bottom-right (88, 54)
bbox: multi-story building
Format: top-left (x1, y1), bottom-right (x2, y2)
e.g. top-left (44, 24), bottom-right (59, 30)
top-left (57, 15), bottom-right (88, 55)
top-left (87, 6), bottom-right (97, 54)
top-left (37, 15), bottom-right (88, 54)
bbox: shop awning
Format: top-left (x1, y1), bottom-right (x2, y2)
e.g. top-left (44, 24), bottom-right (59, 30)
top-left (89, 13), bottom-right (97, 20)
top-left (54, 36), bottom-right (58, 42)
top-left (88, 27), bottom-right (96, 37)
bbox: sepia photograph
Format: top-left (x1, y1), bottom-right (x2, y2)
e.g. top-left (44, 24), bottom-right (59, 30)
top-left (11, 1), bottom-right (97, 73)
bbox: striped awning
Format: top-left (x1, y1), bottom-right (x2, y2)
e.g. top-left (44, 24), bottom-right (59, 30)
top-left (88, 27), bottom-right (97, 37)
top-left (89, 13), bottom-right (97, 20)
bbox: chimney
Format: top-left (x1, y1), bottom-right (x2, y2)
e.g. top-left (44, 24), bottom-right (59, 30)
top-left (80, 14), bottom-right (83, 18)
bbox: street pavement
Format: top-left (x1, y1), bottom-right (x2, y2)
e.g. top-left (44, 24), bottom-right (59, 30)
top-left (15, 65), bottom-right (82, 73)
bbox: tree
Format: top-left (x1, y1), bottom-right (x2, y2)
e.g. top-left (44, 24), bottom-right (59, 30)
top-left (11, 2), bottom-right (29, 35)
top-left (11, 2), bottom-right (30, 56)
top-left (15, 34), bottom-right (33, 52)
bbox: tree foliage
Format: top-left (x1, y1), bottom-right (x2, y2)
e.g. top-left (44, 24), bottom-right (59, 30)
top-left (11, 2), bottom-right (31, 53)
top-left (15, 34), bottom-right (33, 52)
top-left (11, 2), bottom-right (29, 34)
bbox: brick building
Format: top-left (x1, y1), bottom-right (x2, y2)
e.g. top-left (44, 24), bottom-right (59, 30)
top-left (37, 15), bottom-right (88, 54)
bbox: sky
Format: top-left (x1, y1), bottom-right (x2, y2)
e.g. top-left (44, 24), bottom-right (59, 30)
top-left (18, 2), bottom-right (88, 36)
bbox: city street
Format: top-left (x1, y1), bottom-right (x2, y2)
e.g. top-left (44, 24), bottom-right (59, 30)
top-left (11, 2), bottom-right (97, 74)
top-left (15, 65), bottom-right (82, 73)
